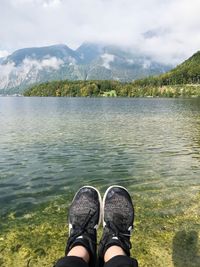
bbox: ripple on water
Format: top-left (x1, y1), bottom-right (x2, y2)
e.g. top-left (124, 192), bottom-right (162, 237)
top-left (0, 97), bottom-right (200, 216)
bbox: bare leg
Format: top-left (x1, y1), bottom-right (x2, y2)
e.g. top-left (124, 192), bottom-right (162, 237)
top-left (104, 245), bottom-right (126, 262)
top-left (67, 245), bottom-right (90, 263)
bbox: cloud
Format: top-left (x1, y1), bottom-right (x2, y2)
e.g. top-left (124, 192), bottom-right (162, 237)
top-left (0, 50), bottom-right (9, 58)
top-left (0, 62), bottom-right (16, 88)
top-left (0, 0), bottom-right (200, 64)
top-left (0, 56), bottom-right (64, 88)
top-left (101, 53), bottom-right (115, 69)
top-left (22, 57), bottom-right (64, 70)
top-left (43, 0), bottom-right (61, 8)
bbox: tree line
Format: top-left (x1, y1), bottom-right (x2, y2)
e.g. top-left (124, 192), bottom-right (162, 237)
top-left (24, 79), bottom-right (200, 97)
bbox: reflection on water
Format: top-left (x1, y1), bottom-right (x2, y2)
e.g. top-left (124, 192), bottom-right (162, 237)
top-left (0, 97), bottom-right (200, 216)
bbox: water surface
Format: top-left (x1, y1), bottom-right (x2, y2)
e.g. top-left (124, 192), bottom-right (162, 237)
top-left (0, 97), bottom-right (200, 216)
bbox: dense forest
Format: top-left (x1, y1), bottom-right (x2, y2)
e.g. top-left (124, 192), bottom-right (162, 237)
top-left (24, 51), bottom-right (200, 97)
top-left (23, 80), bottom-right (200, 97)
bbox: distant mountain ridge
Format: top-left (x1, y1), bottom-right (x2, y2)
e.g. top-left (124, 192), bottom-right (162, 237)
top-left (0, 43), bottom-right (172, 94)
top-left (2, 44), bottom-right (78, 65)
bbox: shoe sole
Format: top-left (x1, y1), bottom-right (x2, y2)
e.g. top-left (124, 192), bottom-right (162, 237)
top-left (69, 185), bottom-right (103, 233)
top-left (102, 185), bottom-right (130, 227)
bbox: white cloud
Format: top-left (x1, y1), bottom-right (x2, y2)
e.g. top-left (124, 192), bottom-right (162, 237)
top-left (126, 59), bottom-right (134, 65)
top-left (101, 53), bottom-right (115, 69)
top-left (0, 50), bottom-right (9, 58)
top-left (0, 56), bottom-right (64, 88)
top-left (22, 57), bottom-right (64, 70)
top-left (143, 60), bottom-right (151, 69)
top-left (43, 0), bottom-right (61, 8)
top-left (0, 0), bottom-right (200, 64)
top-left (40, 57), bottom-right (63, 69)
top-left (0, 62), bottom-right (16, 88)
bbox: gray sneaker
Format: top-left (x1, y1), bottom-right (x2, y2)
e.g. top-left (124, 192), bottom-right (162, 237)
top-left (65, 186), bottom-right (102, 267)
top-left (98, 186), bottom-right (134, 265)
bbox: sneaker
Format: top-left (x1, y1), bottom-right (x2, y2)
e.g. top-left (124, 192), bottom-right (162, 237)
top-left (98, 185), bottom-right (134, 265)
top-left (65, 186), bottom-right (102, 267)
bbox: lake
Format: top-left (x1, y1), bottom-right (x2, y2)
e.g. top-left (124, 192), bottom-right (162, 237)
top-left (0, 97), bottom-right (200, 267)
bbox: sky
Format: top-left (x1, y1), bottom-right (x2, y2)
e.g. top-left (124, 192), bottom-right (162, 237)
top-left (1, 0), bottom-right (200, 64)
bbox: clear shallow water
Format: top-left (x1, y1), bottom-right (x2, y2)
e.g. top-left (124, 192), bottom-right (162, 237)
top-left (0, 97), bottom-right (200, 216)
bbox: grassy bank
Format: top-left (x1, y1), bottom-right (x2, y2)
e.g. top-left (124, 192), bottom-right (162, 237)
top-left (1, 187), bottom-right (199, 267)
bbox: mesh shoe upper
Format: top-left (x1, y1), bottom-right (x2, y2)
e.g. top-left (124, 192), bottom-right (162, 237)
top-left (66, 186), bottom-right (101, 267)
top-left (98, 186), bottom-right (134, 265)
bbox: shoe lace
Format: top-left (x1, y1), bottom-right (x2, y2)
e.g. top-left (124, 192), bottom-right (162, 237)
top-left (107, 220), bottom-right (132, 238)
top-left (101, 220), bottom-right (132, 252)
top-left (68, 209), bottom-right (97, 250)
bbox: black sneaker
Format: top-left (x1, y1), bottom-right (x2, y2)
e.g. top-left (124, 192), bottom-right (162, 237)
top-left (65, 186), bottom-right (102, 267)
top-left (98, 186), bottom-right (134, 265)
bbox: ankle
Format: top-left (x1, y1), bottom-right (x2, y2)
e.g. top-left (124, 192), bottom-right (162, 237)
top-left (104, 245), bottom-right (126, 262)
top-left (67, 245), bottom-right (90, 263)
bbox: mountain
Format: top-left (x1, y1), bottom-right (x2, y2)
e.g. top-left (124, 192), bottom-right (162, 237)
top-left (76, 42), bottom-right (103, 64)
top-left (24, 50), bottom-right (200, 98)
top-left (2, 44), bottom-right (78, 66)
top-left (0, 43), bottom-right (172, 94)
top-left (162, 50), bottom-right (200, 84)
top-left (134, 50), bottom-right (200, 86)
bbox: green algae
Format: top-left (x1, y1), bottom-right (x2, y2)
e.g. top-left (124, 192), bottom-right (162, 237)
top-left (0, 191), bottom-right (199, 267)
